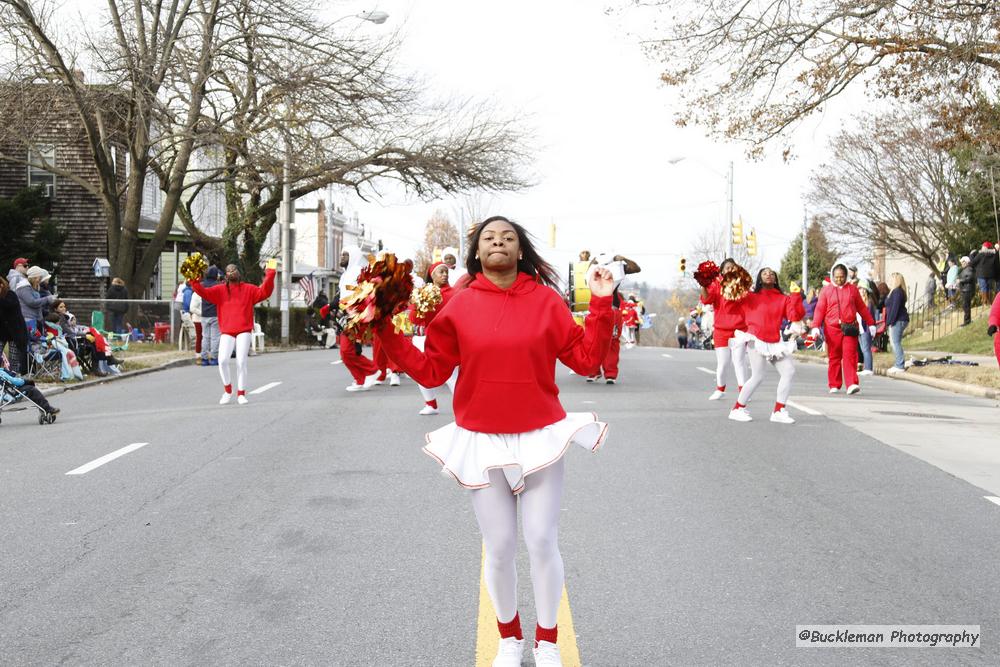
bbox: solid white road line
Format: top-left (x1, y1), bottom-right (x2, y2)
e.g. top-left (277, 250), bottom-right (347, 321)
top-left (661, 353), bottom-right (673, 358)
top-left (330, 360), bottom-right (343, 365)
top-left (787, 400), bottom-right (822, 416)
top-left (250, 381), bottom-right (282, 395)
top-left (66, 443), bottom-right (149, 476)
top-left (696, 367), bottom-right (715, 375)
top-left (985, 496), bottom-right (1000, 507)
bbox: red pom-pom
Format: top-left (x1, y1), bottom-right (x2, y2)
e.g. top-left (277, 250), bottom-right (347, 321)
top-left (694, 261), bottom-right (720, 287)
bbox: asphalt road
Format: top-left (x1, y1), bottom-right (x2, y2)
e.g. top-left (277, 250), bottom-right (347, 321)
top-left (1, 346), bottom-right (998, 666)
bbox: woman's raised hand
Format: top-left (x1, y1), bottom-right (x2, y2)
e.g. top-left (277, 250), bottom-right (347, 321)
top-left (589, 267), bottom-right (614, 298)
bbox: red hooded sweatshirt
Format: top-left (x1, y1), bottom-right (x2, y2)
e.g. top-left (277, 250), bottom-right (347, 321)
top-left (811, 282), bottom-right (874, 331)
top-left (737, 288), bottom-right (805, 343)
top-left (377, 272), bottom-right (614, 433)
top-left (990, 292), bottom-right (1000, 329)
top-left (190, 269), bottom-right (276, 336)
top-left (700, 278), bottom-right (747, 332)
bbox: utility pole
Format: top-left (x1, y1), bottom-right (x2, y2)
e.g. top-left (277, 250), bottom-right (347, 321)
top-left (801, 211), bottom-right (808, 294)
top-left (280, 140), bottom-right (293, 345)
top-left (726, 160), bottom-right (734, 259)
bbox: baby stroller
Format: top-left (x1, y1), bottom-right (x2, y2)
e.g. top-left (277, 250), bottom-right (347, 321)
top-left (0, 372), bottom-right (57, 425)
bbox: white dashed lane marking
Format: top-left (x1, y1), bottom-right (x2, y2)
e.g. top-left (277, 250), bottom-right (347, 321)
top-left (250, 381), bottom-right (282, 395)
top-left (66, 443), bottom-right (149, 476)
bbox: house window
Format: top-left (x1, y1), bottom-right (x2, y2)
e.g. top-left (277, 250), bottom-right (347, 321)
top-left (27, 145), bottom-right (56, 197)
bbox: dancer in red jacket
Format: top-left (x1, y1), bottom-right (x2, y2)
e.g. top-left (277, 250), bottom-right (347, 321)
top-left (700, 258), bottom-right (749, 400)
top-left (409, 261), bottom-right (457, 414)
top-left (376, 216), bottom-right (614, 667)
top-left (810, 263), bottom-right (876, 395)
top-left (190, 261), bottom-right (275, 404)
top-left (729, 268), bottom-right (806, 424)
top-left (337, 247), bottom-right (382, 391)
top-left (989, 291), bottom-right (1000, 369)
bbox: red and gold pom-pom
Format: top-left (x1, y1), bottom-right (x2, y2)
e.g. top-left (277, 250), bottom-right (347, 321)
top-left (339, 253), bottom-right (415, 343)
top-left (411, 283), bottom-right (442, 319)
top-left (693, 260), bottom-right (719, 287)
top-left (721, 265), bottom-right (753, 301)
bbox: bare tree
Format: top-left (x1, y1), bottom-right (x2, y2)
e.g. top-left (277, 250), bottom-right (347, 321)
top-left (644, 0), bottom-right (1000, 154)
top-left (807, 111), bottom-right (959, 277)
top-left (687, 220), bottom-right (762, 276)
top-left (413, 210), bottom-right (459, 276)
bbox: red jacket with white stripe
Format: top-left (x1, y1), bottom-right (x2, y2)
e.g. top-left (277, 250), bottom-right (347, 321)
top-left (377, 272), bottom-right (613, 433)
top-left (190, 269), bottom-right (275, 336)
top-left (811, 283), bottom-right (874, 331)
top-left (700, 278), bottom-right (747, 332)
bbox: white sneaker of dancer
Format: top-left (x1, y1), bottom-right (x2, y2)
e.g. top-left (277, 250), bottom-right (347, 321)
top-left (709, 389), bottom-right (725, 401)
top-left (388, 372), bottom-right (401, 386)
top-left (492, 637), bottom-right (524, 667)
top-left (828, 387), bottom-right (840, 394)
top-left (770, 408), bottom-right (795, 424)
top-left (585, 376), bottom-right (598, 383)
top-left (846, 384), bottom-right (860, 395)
top-left (363, 372), bottom-right (381, 388)
top-left (219, 391), bottom-right (232, 405)
top-left (533, 640), bottom-right (562, 666)
top-left (418, 405), bottom-right (439, 415)
top-left (237, 394), bottom-right (249, 405)
top-left (605, 378), bottom-right (616, 384)
top-left (728, 407), bottom-right (753, 422)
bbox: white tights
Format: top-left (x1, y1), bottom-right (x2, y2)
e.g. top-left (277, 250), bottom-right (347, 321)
top-left (737, 348), bottom-right (795, 406)
top-left (218, 332), bottom-right (251, 391)
top-left (472, 458), bottom-right (565, 629)
top-left (715, 339), bottom-right (749, 389)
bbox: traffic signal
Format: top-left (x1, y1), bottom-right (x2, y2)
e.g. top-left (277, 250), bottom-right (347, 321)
top-left (732, 217), bottom-right (744, 246)
top-left (679, 257), bottom-right (687, 274)
top-left (746, 229), bottom-right (757, 256)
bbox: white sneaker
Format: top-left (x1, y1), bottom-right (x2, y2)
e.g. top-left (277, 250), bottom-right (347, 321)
top-left (728, 407), bottom-right (752, 422)
top-left (828, 387), bottom-right (840, 394)
top-left (605, 378), bottom-right (616, 384)
top-left (886, 366), bottom-right (905, 375)
top-left (419, 405), bottom-right (439, 415)
top-left (770, 408), bottom-right (795, 424)
top-left (219, 391), bottom-right (232, 405)
top-left (532, 640), bottom-right (562, 666)
top-left (492, 637), bottom-right (524, 667)
top-left (345, 382), bottom-right (369, 392)
top-left (237, 394), bottom-right (248, 405)
top-left (585, 376), bottom-right (598, 383)
top-left (846, 384), bottom-right (860, 395)
top-left (363, 372), bottom-right (381, 389)
top-left (709, 389), bottom-right (725, 401)
top-left (388, 372), bottom-right (401, 386)
top-left (859, 369), bottom-right (874, 376)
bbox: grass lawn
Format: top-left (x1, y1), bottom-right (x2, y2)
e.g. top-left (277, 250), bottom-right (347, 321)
top-left (904, 313), bottom-right (994, 355)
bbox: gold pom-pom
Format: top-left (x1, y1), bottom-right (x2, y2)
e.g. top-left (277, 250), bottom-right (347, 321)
top-left (411, 283), bottom-right (443, 319)
top-left (180, 252), bottom-right (209, 281)
top-left (340, 253), bottom-right (415, 343)
top-left (721, 265), bottom-right (753, 301)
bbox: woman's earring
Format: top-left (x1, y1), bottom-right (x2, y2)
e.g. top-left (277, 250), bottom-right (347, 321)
top-left (519, 254), bottom-right (523, 260)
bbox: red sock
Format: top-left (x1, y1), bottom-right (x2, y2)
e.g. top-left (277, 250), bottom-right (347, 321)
top-left (377, 371), bottom-right (387, 381)
top-left (716, 385), bottom-right (726, 392)
top-left (224, 384), bottom-right (232, 394)
top-left (738, 385), bottom-right (744, 392)
top-left (426, 399), bottom-right (438, 409)
top-left (237, 390), bottom-right (246, 397)
top-left (535, 623), bottom-right (557, 647)
top-left (774, 402), bottom-right (785, 413)
top-left (497, 613), bottom-right (522, 640)
top-left (734, 401), bottom-right (746, 409)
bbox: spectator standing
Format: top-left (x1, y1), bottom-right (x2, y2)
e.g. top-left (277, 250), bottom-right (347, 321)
top-left (106, 277), bottom-right (129, 334)
top-left (885, 273), bottom-right (910, 373)
top-left (17, 266), bottom-right (55, 336)
top-left (857, 286), bottom-right (878, 376)
top-left (804, 288), bottom-right (819, 320)
top-left (200, 266), bottom-right (221, 365)
top-left (177, 281), bottom-right (196, 351)
top-left (923, 272), bottom-right (937, 309)
top-left (676, 317), bottom-right (688, 349)
top-left (0, 276), bottom-right (29, 374)
top-left (945, 258), bottom-right (959, 301)
top-left (190, 290), bottom-right (203, 364)
top-left (970, 241), bottom-right (999, 306)
top-left (6, 258), bottom-right (29, 292)
top-left (311, 290), bottom-right (329, 311)
top-left (958, 256), bottom-right (976, 326)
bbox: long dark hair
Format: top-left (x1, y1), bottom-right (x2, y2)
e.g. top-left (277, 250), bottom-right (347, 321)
top-left (465, 216), bottom-right (559, 288)
top-left (719, 257), bottom-right (737, 273)
top-left (753, 268), bottom-right (784, 294)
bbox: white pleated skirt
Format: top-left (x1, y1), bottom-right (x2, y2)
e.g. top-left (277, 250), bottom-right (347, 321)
top-left (423, 412), bottom-right (608, 494)
top-left (734, 329), bottom-right (797, 361)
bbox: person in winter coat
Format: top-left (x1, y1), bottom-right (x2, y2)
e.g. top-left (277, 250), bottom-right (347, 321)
top-left (676, 317), bottom-right (688, 348)
top-left (106, 277), bottom-right (129, 334)
top-left (0, 276), bottom-right (29, 374)
top-left (989, 291), bottom-right (1000, 369)
top-left (857, 286), bottom-right (879, 376)
top-left (0, 367), bottom-right (59, 417)
top-left (945, 258), bottom-right (960, 301)
top-left (958, 256), bottom-right (977, 326)
top-left (700, 258), bottom-right (750, 401)
top-left (810, 263), bottom-right (876, 395)
top-left (189, 261), bottom-right (276, 405)
top-left (885, 273), bottom-right (910, 373)
top-left (199, 266), bottom-right (222, 365)
top-left (17, 266), bottom-right (56, 336)
top-left (375, 216), bottom-right (615, 667)
top-left (6, 257), bottom-right (29, 292)
top-left (970, 241), bottom-right (1000, 305)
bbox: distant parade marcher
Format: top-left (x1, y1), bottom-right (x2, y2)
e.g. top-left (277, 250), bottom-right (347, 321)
top-left (189, 260), bottom-right (276, 405)
top-left (729, 268), bottom-right (806, 424)
top-left (810, 263), bottom-right (875, 395)
top-left (586, 253), bottom-right (640, 384)
top-left (441, 246), bottom-right (469, 287)
top-left (338, 247), bottom-right (382, 392)
top-left (409, 261), bottom-right (457, 414)
top-left (699, 258), bottom-right (750, 401)
top-left (375, 216), bottom-right (615, 667)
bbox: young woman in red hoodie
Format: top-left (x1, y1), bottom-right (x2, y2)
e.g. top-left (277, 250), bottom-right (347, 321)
top-left (376, 216), bottom-right (614, 667)
top-left (810, 263), bottom-right (876, 395)
top-left (729, 268), bottom-right (806, 424)
top-left (409, 261), bottom-right (457, 415)
top-left (700, 258), bottom-right (750, 401)
top-left (189, 261), bottom-right (276, 405)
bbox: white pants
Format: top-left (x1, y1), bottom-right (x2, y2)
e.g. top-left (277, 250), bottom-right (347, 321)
top-left (472, 459), bottom-right (565, 629)
top-left (715, 338), bottom-right (749, 389)
top-left (218, 332), bottom-right (251, 391)
top-left (737, 348), bottom-right (795, 406)
top-left (413, 335), bottom-right (458, 402)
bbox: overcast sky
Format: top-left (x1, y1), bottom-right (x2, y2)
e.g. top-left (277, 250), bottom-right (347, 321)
top-left (315, 0), bottom-right (861, 286)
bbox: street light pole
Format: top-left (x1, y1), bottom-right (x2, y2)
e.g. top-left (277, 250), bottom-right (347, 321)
top-left (726, 160), bottom-right (734, 259)
top-left (801, 210), bottom-right (808, 294)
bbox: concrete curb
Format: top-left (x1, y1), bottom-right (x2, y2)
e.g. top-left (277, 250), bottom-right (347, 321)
top-left (793, 353), bottom-right (999, 401)
top-left (38, 345), bottom-right (313, 397)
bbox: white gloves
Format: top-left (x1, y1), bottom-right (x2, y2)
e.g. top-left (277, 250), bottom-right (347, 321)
top-left (810, 328), bottom-right (821, 338)
top-left (868, 325), bottom-right (876, 337)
